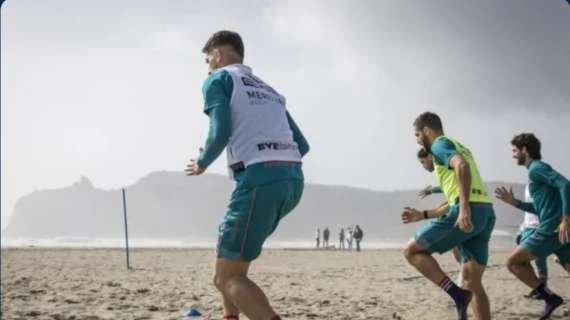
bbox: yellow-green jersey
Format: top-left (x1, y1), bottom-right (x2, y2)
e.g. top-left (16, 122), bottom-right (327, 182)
top-left (431, 136), bottom-right (492, 206)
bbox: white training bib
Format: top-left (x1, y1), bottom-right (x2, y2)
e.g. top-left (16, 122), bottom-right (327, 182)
top-left (520, 184), bottom-right (539, 230)
top-left (218, 64), bottom-right (302, 170)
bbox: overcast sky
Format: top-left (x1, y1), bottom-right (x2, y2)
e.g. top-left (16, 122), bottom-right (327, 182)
top-left (2, 0), bottom-right (570, 228)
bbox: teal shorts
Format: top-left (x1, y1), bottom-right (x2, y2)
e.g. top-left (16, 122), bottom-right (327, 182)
top-left (520, 229), bottom-right (570, 266)
top-left (518, 228), bottom-right (548, 275)
top-left (217, 179), bottom-right (304, 262)
top-left (415, 203), bottom-right (496, 266)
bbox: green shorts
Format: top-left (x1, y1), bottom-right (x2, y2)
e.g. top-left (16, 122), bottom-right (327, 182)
top-left (517, 228), bottom-right (536, 245)
top-left (520, 229), bottom-right (570, 266)
top-left (415, 203), bottom-right (496, 266)
top-left (518, 228), bottom-right (549, 275)
top-left (217, 179), bottom-right (304, 262)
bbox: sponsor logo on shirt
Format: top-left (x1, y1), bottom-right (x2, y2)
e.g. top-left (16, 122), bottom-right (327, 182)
top-left (241, 74), bottom-right (284, 105)
top-left (257, 142), bottom-right (298, 151)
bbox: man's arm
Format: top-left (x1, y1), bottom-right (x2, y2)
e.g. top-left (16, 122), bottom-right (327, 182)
top-left (427, 201), bottom-right (450, 218)
top-left (419, 185), bottom-right (442, 199)
top-left (515, 200), bottom-right (538, 214)
top-left (402, 202), bottom-right (449, 224)
top-left (197, 71), bottom-right (233, 169)
top-left (286, 111), bottom-right (310, 157)
top-left (494, 186), bottom-right (538, 214)
top-left (449, 155), bottom-right (471, 208)
top-left (197, 107), bottom-right (231, 168)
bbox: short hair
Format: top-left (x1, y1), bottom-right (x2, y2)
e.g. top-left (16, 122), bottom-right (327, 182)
top-left (511, 133), bottom-right (542, 160)
top-left (414, 112), bottom-right (443, 132)
top-left (202, 30), bottom-right (244, 61)
top-left (417, 148), bottom-right (430, 158)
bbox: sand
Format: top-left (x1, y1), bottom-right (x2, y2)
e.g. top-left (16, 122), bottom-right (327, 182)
top-left (1, 248), bottom-right (569, 320)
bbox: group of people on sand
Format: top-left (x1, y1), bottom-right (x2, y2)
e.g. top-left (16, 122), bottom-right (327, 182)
top-left (315, 225), bottom-right (364, 251)
top-left (186, 30), bottom-right (570, 320)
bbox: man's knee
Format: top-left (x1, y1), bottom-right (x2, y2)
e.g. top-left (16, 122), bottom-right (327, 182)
top-left (214, 271), bottom-right (243, 293)
top-left (462, 274), bottom-right (483, 292)
top-left (213, 272), bottom-right (229, 291)
top-left (403, 240), bottom-right (427, 261)
top-left (506, 250), bottom-right (532, 273)
top-left (505, 255), bottom-right (516, 272)
top-left (462, 261), bottom-right (485, 292)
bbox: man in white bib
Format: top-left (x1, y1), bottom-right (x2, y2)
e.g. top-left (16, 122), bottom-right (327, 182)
top-left (186, 30), bottom-right (309, 320)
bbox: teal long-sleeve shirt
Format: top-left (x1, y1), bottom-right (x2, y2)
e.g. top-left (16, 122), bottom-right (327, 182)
top-left (515, 160), bottom-right (570, 234)
top-left (197, 69), bottom-right (309, 169)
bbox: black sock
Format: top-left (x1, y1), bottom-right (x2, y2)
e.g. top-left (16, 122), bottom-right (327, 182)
top-left (539, 275), bottom-right (547, 287)
top-left (534, 283), bottom-right (555, 300)
top-left (439, 276), bottom-right (466, 302)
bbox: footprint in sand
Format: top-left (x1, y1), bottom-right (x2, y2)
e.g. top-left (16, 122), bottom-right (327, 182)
top-left (288, 296), bottom-right (306, 303)
top-left (29, 289), bottom-right (47, 295)
top-left (64, 298), bottom-right (80, 304)
top-left (25, 310), bottom-right (41, 317)
top-left (147, 305), bottom-right (159, 311)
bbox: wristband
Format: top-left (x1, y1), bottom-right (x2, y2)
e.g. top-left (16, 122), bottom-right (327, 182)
top-left (423, 210), bottom-right (429, 220)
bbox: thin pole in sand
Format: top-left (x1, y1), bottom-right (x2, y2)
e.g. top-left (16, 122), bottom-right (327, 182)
top-left (122, 188), bottom-right (132, 270)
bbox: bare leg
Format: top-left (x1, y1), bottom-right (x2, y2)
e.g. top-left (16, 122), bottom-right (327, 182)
top-left (452, 247), bottom-right (464, 287)
top-left (506, 247), bottom-right (541, 289)
top-left (214, 258), bottom-right (278, 320)
top-left (462, 260), bottom-right (490, 320)
top-left (221, 292), bottom-right (240, 316)
top-left (403, 240), bottom-right (447, 285)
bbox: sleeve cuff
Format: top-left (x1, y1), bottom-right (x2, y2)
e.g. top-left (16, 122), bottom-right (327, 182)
top-left (197, 157), bottom-right (209, 169)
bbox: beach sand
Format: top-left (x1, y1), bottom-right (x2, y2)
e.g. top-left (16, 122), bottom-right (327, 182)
top-left (1, 248), bottom-right (569, 319)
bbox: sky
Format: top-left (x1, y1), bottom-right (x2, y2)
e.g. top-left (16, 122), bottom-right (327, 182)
top-left (2, 0), bottom-right (570, 228)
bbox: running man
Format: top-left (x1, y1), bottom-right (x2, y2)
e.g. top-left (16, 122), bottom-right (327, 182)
top-left (496, 183), bottom-right (548, 299)
top-left (186, 30), bottom-right (309, 320)
top-left (402, 112), bottom-right (495, 320)
top-left (416, 148), bottom-right (464, 287)
top-left (495, 133), bottom-right (570, 319)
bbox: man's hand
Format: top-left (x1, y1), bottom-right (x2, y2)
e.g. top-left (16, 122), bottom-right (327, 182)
top-left (494, 186), bottom-right (517, 206)
top-left (456, 204), bottom-right (473, 233)
top-left (402, 207), bottom-right (424, 224)
top-left (418, 185), bottom-right (433, 199)
top-left (559, 216), bottom-right (570, 244)
top-left (185, 148), bottom-right (206, 176)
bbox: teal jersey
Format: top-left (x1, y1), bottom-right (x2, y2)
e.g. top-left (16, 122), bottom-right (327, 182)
top-left (516, 160), bottom-right (570, 235)
top-left (197, 69), bottom-right (308, 187)
top-left (432, 186), bottom-right (443, 193)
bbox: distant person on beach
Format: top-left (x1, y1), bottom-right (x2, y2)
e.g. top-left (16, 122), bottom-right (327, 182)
top-left (339, 228), bottom-right (345, 250)
top-left (346, 226), bottom-right (354, 250)
top-left (402, 112), bottom-right (495, 320)
top-left (417, 148), bottom-right (464, 287)
top-left (495, 133), bottom-right (570, 319)
top-left (186, 30), bottom-right (310, 320)
top-left (316, 228), bottom-right (321, 249)
top-left (496, 184), bottom-right (548, 299)
top-left (353, 225), bottom-right (363, 252)
top-left (323, 227), bottom-right (330, 248)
